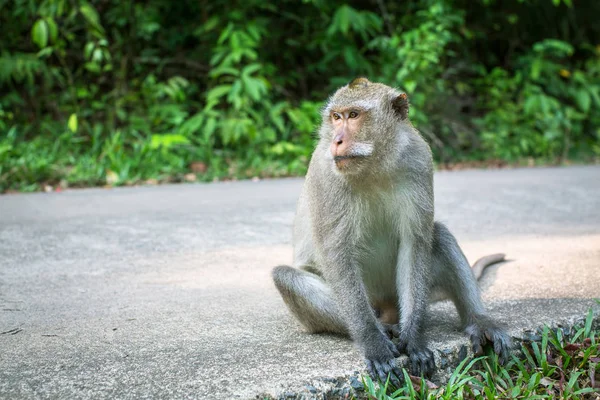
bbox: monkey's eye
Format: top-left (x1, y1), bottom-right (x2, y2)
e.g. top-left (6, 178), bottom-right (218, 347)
top-left (349, 111), bottom-right (359, 119)
top-left (332, 113), bottom-right (341, 120)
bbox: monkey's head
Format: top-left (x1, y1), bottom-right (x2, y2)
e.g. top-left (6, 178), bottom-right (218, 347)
top-left (320, 77), bottom-right (410, 176)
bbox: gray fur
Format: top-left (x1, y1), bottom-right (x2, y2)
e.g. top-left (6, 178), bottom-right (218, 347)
top-left (271, 79), bottom-right (510, 382)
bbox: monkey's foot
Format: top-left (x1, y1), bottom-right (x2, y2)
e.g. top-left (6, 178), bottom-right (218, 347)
top-left (364, 335), bottom-right (403, 386)
top-left (365, 358), bottom-right (404, 387)
top-left (465, 318), bottom-right (511, 364)
top-left (397, 340), bottom-right (436, 377)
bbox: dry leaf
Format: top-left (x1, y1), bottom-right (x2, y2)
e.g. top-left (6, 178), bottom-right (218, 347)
top-left (408, 375), bottom-right (438, 391)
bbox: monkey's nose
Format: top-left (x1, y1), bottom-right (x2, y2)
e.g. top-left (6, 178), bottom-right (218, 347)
top-left (331, 133), bottom-right (348, 158)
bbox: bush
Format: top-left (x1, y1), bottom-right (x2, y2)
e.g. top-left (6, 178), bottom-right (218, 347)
top-left (1, 0), bottom-right (599, 191)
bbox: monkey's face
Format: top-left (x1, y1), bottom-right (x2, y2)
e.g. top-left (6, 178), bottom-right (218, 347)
top-left (328, 108), bottom-right (374, 174)
top-left (322, 78), bottom-right (411, 176)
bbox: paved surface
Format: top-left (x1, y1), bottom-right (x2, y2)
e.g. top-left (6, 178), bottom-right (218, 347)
top-left (1, 166), bottom-right (599, 399)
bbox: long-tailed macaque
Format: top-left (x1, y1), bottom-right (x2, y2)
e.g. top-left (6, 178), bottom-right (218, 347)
top-left (272, 78), bottom-right (510, 384)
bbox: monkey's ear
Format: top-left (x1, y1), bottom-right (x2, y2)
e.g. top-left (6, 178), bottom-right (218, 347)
top-left (392, 93), bottom-right (409, 120)
top-left (348, 77), bottom-right (370, 89)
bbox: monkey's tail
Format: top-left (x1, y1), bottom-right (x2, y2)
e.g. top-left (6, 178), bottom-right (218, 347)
top-left (471, 253), bottom-right (506, 280)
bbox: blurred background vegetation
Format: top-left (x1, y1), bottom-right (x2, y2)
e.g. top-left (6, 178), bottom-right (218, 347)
top-left (1, 0), bottom-right (599, 192)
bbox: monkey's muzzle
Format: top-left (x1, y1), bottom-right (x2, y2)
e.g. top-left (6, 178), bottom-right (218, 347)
top-left (333, 154), bottom-right (367, 170)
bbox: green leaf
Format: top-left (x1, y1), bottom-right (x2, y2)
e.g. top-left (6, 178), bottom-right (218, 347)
top-left (574, 91), bottom-right (591, 113)
top-left (524, 95), bottom-right (542, 115)
top-left (530, 59), bottom-right (542, 80)
top-left (209, 66), bottom-right (240, 78)
top-left (37, 47), bottom-right (54, 58)
top-left (32, 19), bottom-right (48, 49)
top-left (242, 63), bottom-right (262, 77)
top-left (45, 17), bottom-right (58, 43)
top-left (329, 5), bottom-right (353, 36)
top-left (80, 3), bottom-right (100, 27)
top-left (217, 23), bottom-right (234, 45)
top-left (243, 77), bottom-right (261, 101)
top-left (92, 48), bottom-right (103, 62)
top-left (84, 62), bottom-right (101, 73)
top-left (404, 80), bottom-right (417, 93)
top-left (84, 42), bottom-right (95, 59)
top-left (584, 308), bottom-right (593, 338)
top-left (149, 134), bottom-right (189, 149)
top-left (68, 114), bottom-right (78, 133)
top-left (0, 143), bottom-right (13, 156)
top-left (206, 85), bottom-right (232, 103)
top-left (203, 117), bottom-right (217, 141)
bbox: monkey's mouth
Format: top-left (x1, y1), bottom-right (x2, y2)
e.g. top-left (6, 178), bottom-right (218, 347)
top-left (334, 155), bottom-right (368, 169)
top-left (334, 155), bottom-right (367, 162)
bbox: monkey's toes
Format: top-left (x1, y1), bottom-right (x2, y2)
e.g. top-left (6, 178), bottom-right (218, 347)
top-left (466, 322), bottom-right (512, 364)
top-left (365, 358), bottom-right (404, 388)
top-left (385, 336), bottom-right (401, 358)
top-left (408, 348), bottom-right (435, 377)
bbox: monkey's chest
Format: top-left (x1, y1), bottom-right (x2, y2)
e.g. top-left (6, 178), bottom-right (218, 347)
top-left (357, 229), bottom-right (400, 302)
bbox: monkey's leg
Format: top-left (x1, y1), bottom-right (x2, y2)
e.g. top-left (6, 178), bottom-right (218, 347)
top-left (431, 222), bottom-right (511, 362)
top-left (272, 265), bottom-right (348, 335)
top-left (273, 265), bottom-right (402, 385)
top-left (395, 242), bottom-right (436, 377)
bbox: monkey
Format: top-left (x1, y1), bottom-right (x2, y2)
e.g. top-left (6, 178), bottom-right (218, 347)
top-left (272, 77), bottom-right (510, 385)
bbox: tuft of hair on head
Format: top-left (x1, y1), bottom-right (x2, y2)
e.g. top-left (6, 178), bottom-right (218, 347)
top-left (348, 77), bottom-right (370, 89)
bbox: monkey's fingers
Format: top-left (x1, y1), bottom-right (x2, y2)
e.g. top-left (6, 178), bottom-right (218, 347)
top-left (424, 349), bottom-right (436, 375)
top-left (471, 338), bottom-right (484, 356)
top-left (491, 331), bottom-right (511, 364)
top-left (365, 359), bottom-right (388, 384)
top-left (388, 368), bottom-right (404, 388)
top-left (365, 359), bottom-right (377, 381)
top-left (384, 370), bottom-right (402, 389)
top-left (467, 328), bottom-right (487, 356)
top-left (409, 349), bottom-right (435, 377)
top-left (377, 363), bottom-right (402, 388)
top-left (366, 359), bottom-right (402, 388)
top-left (396, 338), bottom-right (408, 354)
top-left (385, 337), bottom-right (401, 358)
top-left (466, 321), bottom-right (511, 363)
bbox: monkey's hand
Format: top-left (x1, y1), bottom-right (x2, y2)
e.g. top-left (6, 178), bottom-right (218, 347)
top-left (465, 317), bottom-right (511, 364)
top-left (397, 338), bottom-right (436, 377)
top-left (363, 334), bottom-right (403, 387)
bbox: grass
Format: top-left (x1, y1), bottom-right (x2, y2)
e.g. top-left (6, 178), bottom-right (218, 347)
top-left (2, 126), bottom-right (598, 194)
top-left (362, 308), bottom-right (599, 400)
top-left (0, 128), bottom-right (309, 193)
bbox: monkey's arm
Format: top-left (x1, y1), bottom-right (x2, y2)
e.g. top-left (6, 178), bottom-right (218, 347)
top-left (316, 241), bottom-right (402, 384)
top-left (395, 238), bottom-right (436, 376)
top-left (393, 167), bottom-right (436, 376)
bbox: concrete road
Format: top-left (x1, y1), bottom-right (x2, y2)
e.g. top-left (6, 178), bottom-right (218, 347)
top-left (1, 166), bottom-right (599, 399)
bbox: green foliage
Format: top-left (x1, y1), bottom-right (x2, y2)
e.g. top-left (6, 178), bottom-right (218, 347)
top-left (476, 39), bottom-right (600, 160)
top-left (363, 308), bottom-right (599, 399)
top-left (0, 0), bottom-right (599, 191)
